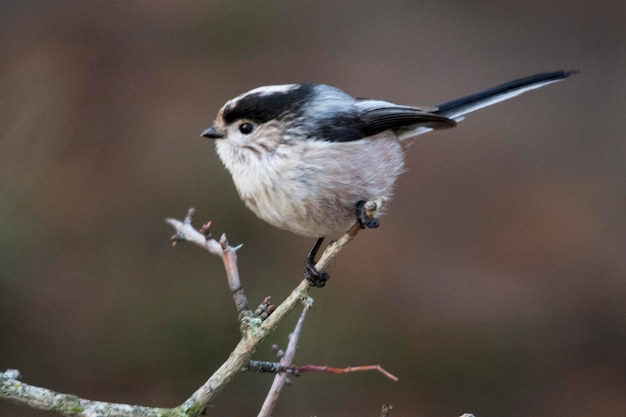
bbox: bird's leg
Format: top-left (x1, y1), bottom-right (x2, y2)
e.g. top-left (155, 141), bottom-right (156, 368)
top-left (304, 237), bottom-right (329, 287)
top-left (356, 200), bottom-right (380, 229)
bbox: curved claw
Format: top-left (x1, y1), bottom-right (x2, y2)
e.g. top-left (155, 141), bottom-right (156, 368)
top-left (304, 260), bottom-right (329, 287)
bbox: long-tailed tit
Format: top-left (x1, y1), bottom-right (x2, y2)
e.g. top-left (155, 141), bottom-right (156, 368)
top-left (202, 70), bottom-right (576, 287)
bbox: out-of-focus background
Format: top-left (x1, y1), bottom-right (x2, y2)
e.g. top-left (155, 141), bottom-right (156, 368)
top-left (1, 2), bottom-right (624, 416)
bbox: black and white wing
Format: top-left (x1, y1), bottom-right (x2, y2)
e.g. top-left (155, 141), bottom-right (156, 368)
top-left (353, 70), bottom-right (575, 141)
top-left (353, 99), bottom-right (456, 140)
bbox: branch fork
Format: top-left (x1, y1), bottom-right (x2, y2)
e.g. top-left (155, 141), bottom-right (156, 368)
top-left (1, 198), bottom-right (477, 417)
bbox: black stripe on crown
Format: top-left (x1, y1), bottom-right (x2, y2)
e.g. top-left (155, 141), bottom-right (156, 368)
top-left (223, 84), bottom-right (316, 124)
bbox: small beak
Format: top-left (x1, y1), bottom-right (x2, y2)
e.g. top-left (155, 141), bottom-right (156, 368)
top-left (201, 126), bottom-right (225, 139)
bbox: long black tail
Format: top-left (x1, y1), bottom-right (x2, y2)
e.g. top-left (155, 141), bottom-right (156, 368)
top-left (435, 70), bottom-right (577, 121)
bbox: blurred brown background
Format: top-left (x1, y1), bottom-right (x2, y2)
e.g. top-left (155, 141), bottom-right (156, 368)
top-left (1, 1), bottom-right (624, 417)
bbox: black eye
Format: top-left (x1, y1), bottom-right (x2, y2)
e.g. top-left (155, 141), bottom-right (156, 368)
top-left (239, 122), bottom-right (254, 134)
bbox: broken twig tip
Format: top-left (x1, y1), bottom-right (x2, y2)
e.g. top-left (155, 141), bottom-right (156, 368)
top-left (199, 221), bottom-right (213, 239)
top-left (380, 404), bottom-right (393, 417)
top-left (365, 197), bottom-right (387, 218)
top-left (219, 233), bottom-right (228, 249)
top-left (181, 208), bottom-right (197, 226)
top-left (170, 231), bottom-right (185, 246)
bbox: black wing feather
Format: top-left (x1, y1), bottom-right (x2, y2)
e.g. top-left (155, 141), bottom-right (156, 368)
top-left (359, 106), bottom-right (456, 132)
top-left (316, 106), bottom-right (455, 142)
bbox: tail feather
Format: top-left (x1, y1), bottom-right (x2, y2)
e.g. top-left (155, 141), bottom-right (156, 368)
top-left (435, 70), bottom-right (577, 121)
top-left (435, 71), bottom-right (578, 120)
top-left (397, 70), bottom-right (576, 140)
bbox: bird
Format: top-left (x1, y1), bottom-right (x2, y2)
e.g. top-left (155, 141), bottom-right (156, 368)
top-left (201, 70), bottom-right (576, 287)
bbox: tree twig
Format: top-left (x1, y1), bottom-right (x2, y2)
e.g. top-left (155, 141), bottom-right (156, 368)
top-left (245, 361), bottom-right (398, 382)
top-left (258, 300), bottom-right (312, 417)
top-left (0, 370), bottom-right (172, 417)
top-left (168, 208), bottom-right (251, 318)
top-left (1, 200), bottom-right (389, 417)
top-left (171, 201), bottom-right (385, 413)
top-left (294, 364), bottom-right (398, 381)
top-left (179, 279), bottom-right (312, 414)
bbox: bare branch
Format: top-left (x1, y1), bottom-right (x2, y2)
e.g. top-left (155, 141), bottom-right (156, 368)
top-left (258, 301), bottom-right (312, 417)
top-left (1, 370), bottom-right (178, 417)
top-left (180, 279), bottom-right (312, 412)
top-left (167, 208), bottom-right (251, 318)
top-left (165, 208), bottom-right (314, 411)
top-left (295, 364), bottom-right (398, 382)
top-left (2, 201), bottom-right (389, 416)
top-left (244, 362), bottom-right (398, 382)
top-left (218, 233), bottom-right (250, 317)
top-left (169, 201), bottom-right (387, 412)
top-left (168, 208), bottom-right (224, 255)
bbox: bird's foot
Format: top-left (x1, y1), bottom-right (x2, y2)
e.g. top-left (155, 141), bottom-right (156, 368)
top-left (356, 200), bottom-right (380, 229)
top-left (304, 258), bottom-right (329, 287)
top-left (303, 237), bottom-right (329, 287)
